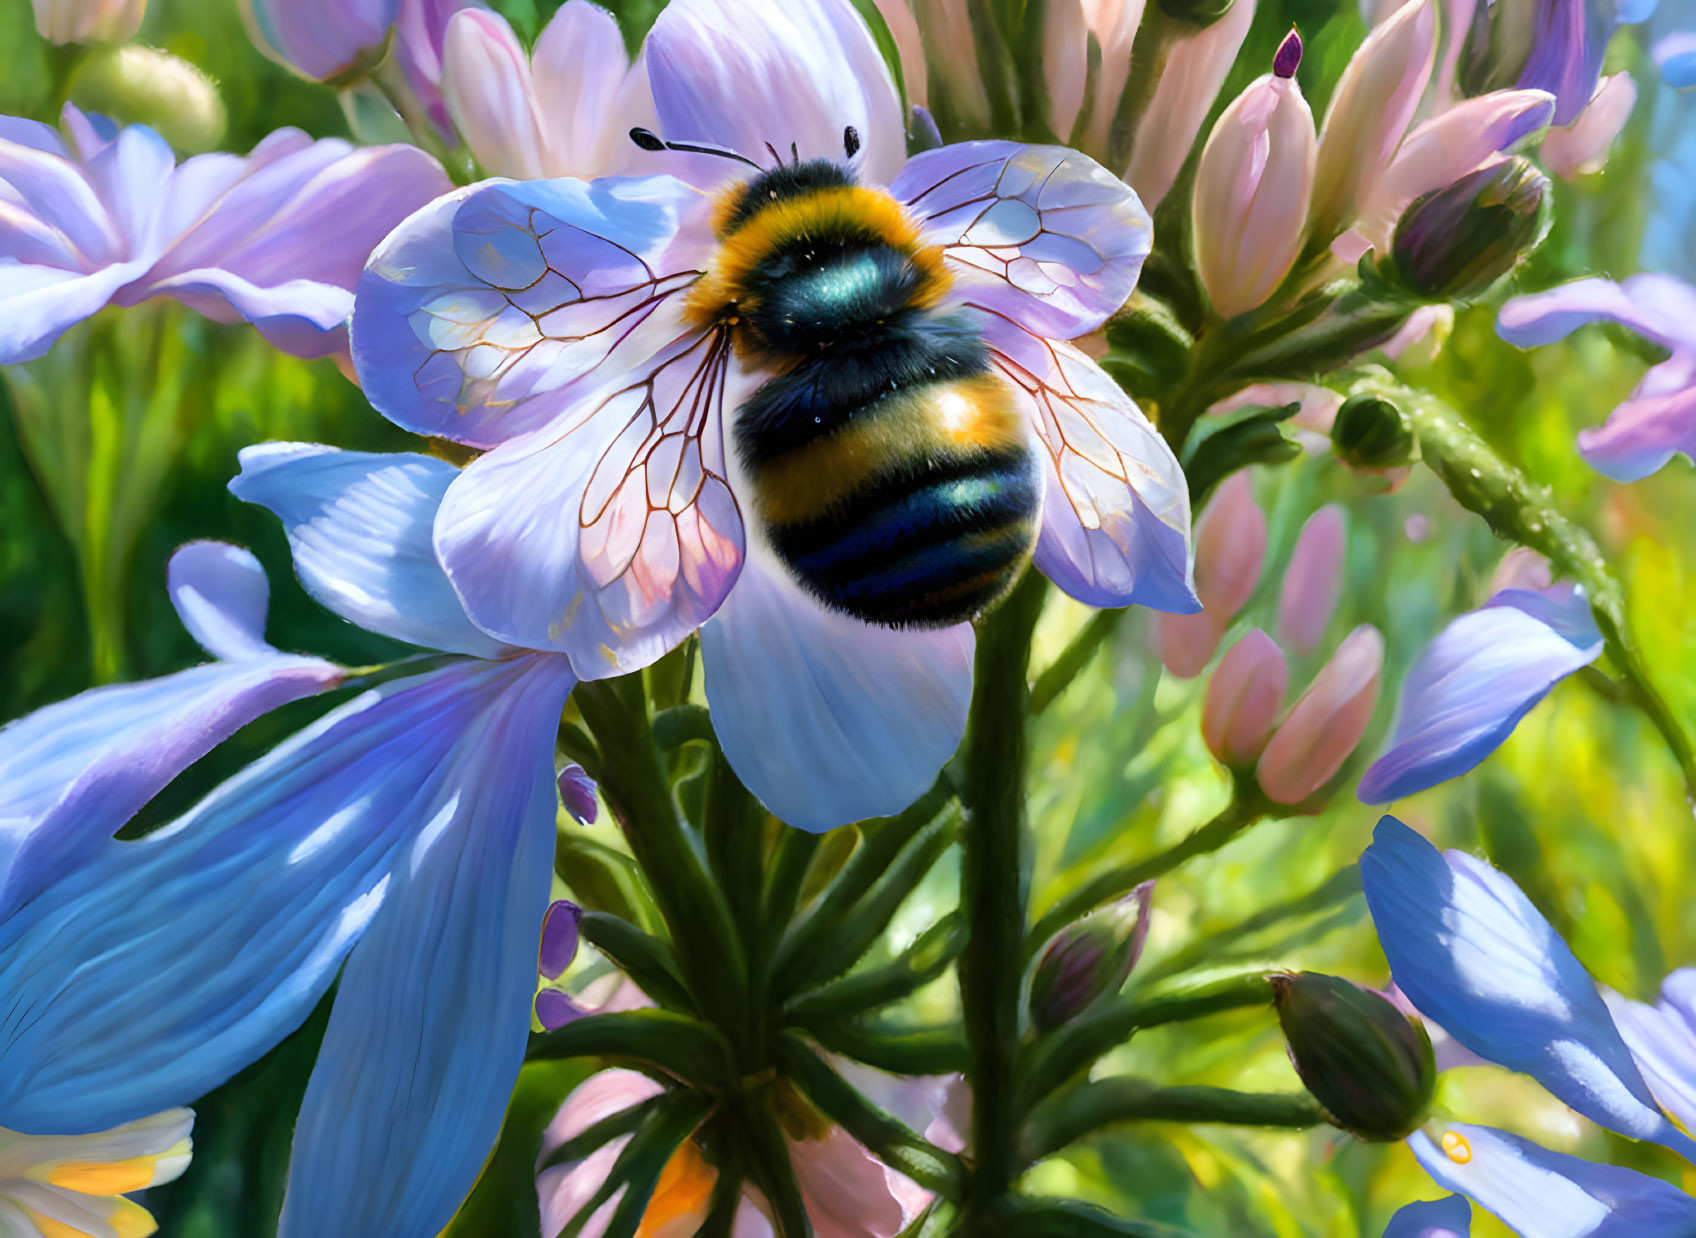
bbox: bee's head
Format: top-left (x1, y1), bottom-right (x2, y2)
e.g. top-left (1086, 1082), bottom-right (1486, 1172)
top-left (627, 126), bottom-right (863, 237)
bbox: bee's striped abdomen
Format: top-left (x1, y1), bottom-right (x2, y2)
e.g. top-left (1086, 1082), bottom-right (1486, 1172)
top-left (738, 358), bottom-right (1040, 629)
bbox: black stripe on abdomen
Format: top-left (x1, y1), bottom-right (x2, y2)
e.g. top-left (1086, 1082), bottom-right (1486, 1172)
top-left (769, 452), bottom-right (1039, 629)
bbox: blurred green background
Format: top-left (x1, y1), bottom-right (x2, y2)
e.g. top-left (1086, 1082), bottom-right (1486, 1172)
top-left (2, 1), bottom-right (1694, 1235)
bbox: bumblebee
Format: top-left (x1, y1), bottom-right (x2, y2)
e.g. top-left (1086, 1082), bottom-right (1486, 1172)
top-left (634, 126), bottom-right (1040, 630)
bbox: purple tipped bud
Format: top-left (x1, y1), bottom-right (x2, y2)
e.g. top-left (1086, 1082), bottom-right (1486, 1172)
top-left (1389, 157), bottom-right (1552, 301)
top-left (557, 763), bottom-right (598, 826)
top-left (534, 988), bottom-right (584, 1030)
top-left (1274, 29), bottom-right (1303, 79)
top-left (538, 899), bottom-right (581, 981)
top-left (1029, 883), bottom-right (1154, 1030)
top-left (1273, 972), bottom-right (1436, 1141)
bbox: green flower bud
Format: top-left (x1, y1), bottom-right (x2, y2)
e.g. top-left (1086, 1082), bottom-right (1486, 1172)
top-left (1388, 158), bottom-right (1551, 302)
top-left (69, 45), bottom-right (226, 152)
top-left (1156, 0), bottom-right (1237, 28)
top-left (1331, 394), bottom-right (1416, 471)
top-left (1272, 972), bottom-right (1435, 1141)
top-left (1029, 883), bottom-right (1153, 1030)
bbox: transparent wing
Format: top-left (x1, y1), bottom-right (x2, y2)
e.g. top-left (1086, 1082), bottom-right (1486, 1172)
top-left (353, 175), bottom-right (714, 449)
top-left (890, 140), bottom-right (1152, 339)
top-left (577, 326), bottom-right (749, 645)
top-left (976, 309), bottom-right (1196, 612)
top-left (435, 323), bottom-right (754, 676)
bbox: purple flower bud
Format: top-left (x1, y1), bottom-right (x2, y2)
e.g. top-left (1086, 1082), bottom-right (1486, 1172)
top-left (1273, 28), bottom-right (1303, 79)
top-left (538, 899), bottom-right (581, 981)
top-left (534, 988), bottom-right (584, 1030)
top-left (1390, 157), bottom-right (1552, 301)
top-left (557, 763), bottom-right (598, 826)
top-left (1273, 971), bottom-right (1436, 1141)
top-left (1029, 884), bottom-right (1154, 1030)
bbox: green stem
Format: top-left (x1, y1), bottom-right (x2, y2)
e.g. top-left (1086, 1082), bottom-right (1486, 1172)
top-left (1027, 794), bottom-right (1266, 953)
top-left (1023, 1079), bottom-right (1327, 1162)
top-left (1030, 610), bottom-right (1123, 715)
top-left (574, 681), bottom-right (747, 1027)
top-left (1021, 972), bottom-right (1275, 1106)
top-left (1390, 381), bottom-right (1696, 805)
top-left (957, 570), bottom-right (1049, 1208)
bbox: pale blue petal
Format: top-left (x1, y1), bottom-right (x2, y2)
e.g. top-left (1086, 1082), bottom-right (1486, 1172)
top-left (1358, 586), bottom-right (1602, 803)
top-left (231, 442), bottom-right (507, 658)
top-left (1410, 1125), bottom-right (1696, 1237)
top-left (1384, 1196), bottom-right (1471, 1237)
top-left (1655, 33), bottom-right (1696, 89)
top-left (701, 553), bottom-right (973, 832)
top-left (1604, 969), bottom-right (1696, 1135)
top-left (166, 541), bottom-right (276, 660)
top-left (0, 657), bottom-right (570, 1134)
top-left (642, 0), bottom-right (907, 188)
top-left (279, 656), bottom-right (570, 1238)
top-left (0, 542), bottom-right (337, 919)
top-left (1361, 819), bottom-right (1696, 1156)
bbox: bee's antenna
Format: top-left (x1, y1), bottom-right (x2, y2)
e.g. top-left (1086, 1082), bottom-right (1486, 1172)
top-left (790, 141), bottom-right (799, 165)
top-left (763, 141), bottom-right (784, 168)
top-left (628, 127), bottom-right (763, 170)
top-left (843, 126), bottom-right (861, 158)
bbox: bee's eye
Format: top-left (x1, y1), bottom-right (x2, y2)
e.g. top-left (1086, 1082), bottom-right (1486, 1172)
top-left (843, 125), bottom-right (861, 159)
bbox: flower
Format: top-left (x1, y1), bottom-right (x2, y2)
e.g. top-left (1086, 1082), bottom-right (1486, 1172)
top-left (1497, 273), bottom-right (1696, 481)
top-left (1191, 30), bottom-right (1317, 319)
top-left (1358, 575), bottom-right (1603, 803)
top-left (0, 1108), bottom-right (192, 1238)
top-left (0, 447), bottom-right (582, 1238)
top-left (1256, 624), bottom-right (1383, 804)
top-left (537, 1067), bottom-right (947, 1237)
top-left (352, 0), bottom-right (1196, 831)
top-left (239, 0), bottom-right (397, 82)
top-left (440, 2), bottom-right (653, 180)
top-left (31, 0), bottom-right (144, 44)
top-left (0, 104), bottom-right (449, 364)
top-left (1361, 816), bottom-right (1696, 1234)
top-left (1658, 32), bottom-right (1696, 89)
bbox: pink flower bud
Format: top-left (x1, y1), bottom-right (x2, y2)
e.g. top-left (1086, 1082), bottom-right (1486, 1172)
top-left (1542, 73), bottom-right (1637, 180)
top-left (32, 0), bottom-right (145, 43)
top-left (441, 9), bottom-right (547, 179)
top-left (240, 0), bottom-right (397, 82)
top-left (1257, 625), bottom-right (1384, 804)
top-left (1195, 471), bottom-right (1267, 617)
top-left (1203, 629), bottom-right (1289, 765)
top-left (1310, 0), bottom-right (1437, 242)
top-left (1192, 31), bottom-right (1317, 319)
top-left (1208, 381), bottom-right (1343, 440)
top-left (872, 0), bottom-right (930, 108)
top-left (1075, 0), bottom-right (1148, 155)
top-left (1277, 505), bottom-right (1347, 654)
top-left (1156, 611), bottom-right (1226, 679)
top-left (1125, 0), bottom-right (1258, 206)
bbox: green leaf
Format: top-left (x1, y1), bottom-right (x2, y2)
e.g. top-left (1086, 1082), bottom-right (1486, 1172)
top-left (784, 913), bottom-right (966, 1023)
top-left (1180, 402), bottom-right (1303, 505)
top-left (527, 1010), bottom-right (734, 1090)
top-left (576, 911), bottom-right (695, 1013)
top-left (776, 1033), bottom-right (964, 1195)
